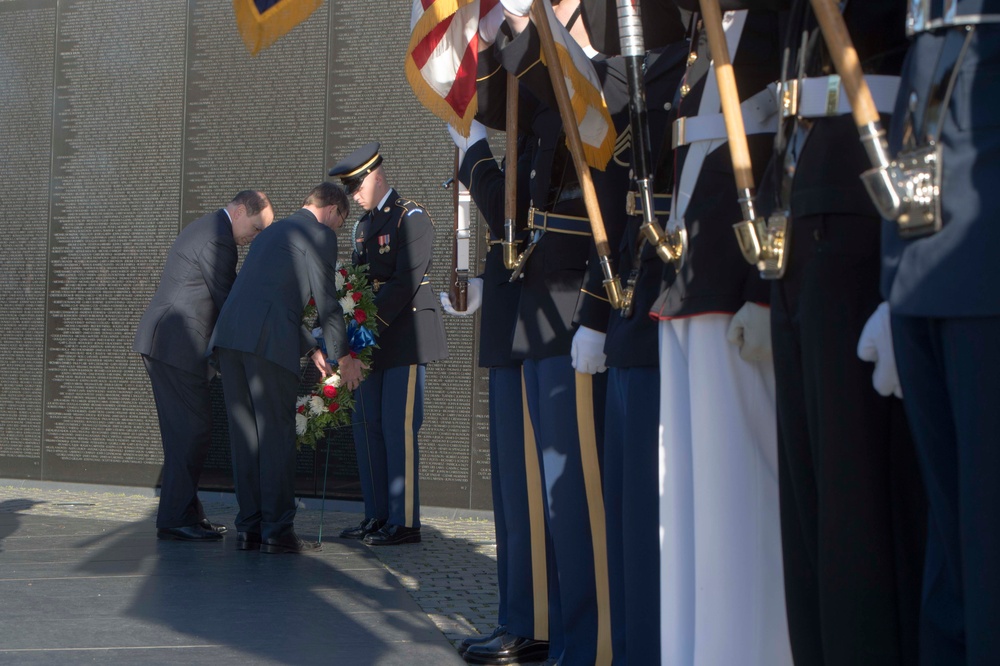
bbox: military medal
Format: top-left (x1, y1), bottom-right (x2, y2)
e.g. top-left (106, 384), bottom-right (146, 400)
top-left (378, 234), bottom-right (390, 254)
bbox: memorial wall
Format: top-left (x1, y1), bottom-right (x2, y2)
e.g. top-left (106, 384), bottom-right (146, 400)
top-left (0, 0), bottom-right (495, 510)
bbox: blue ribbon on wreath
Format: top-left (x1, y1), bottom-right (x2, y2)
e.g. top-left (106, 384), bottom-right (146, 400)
top-left (347, 319), bottom-right (376, 353)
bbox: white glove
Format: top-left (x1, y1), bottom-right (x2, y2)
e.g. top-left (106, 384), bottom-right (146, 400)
top-left (500, 0), bottom-right (533, 17)
top-left (571, 326), bottom-right (608, 374)
top-left (857, 301), bottom-right (903, 399)
top-left (726, 302), bottom-right (773, 363)
top-left (447, 120), bottom-right (487, 153)
top-left (439, 277), bottom-right (483, 316)
top-left (479, 5), bottom-right (505, 44)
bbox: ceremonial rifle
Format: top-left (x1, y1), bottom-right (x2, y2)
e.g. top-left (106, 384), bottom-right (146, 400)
top-left (529, 0), bottom-right (625, 308)
top-left (503, 73), bottom-right (522, 270)
top-left (617, 0), bottom-right (686, 283)
top-left (445, 148), bottom-right (471, 311)
top-left (697, 0), bottom-right (786, 276)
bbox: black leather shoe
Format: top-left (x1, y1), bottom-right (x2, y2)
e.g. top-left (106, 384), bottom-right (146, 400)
top-left (199, 519), bottom-right (228, 534)
top-left (236, 531), bottom-right (261, 551)
top-left (462, 634), bottom-right (549, 664)
top-left (363, 524), bottom-right (421, 546)
top-left (260, 531), bottom-right (321, 554)
top-left (338, 517), bottom-right (386, 540)
top-left (156, 524), bottom-right (223, 542)
top-left (458, 626), bottom-right (507, 656)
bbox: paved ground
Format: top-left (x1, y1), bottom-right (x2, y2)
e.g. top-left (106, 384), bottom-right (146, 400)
top-left (0, 482), bottom-right (503, 665)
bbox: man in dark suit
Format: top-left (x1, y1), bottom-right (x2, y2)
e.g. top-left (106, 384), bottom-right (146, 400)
top-left (329, 143), bottom-right (448, 547)
top-left (209, 182), bottom-right (365, 554)
top-left (134, 190), bottom-right (274, 542)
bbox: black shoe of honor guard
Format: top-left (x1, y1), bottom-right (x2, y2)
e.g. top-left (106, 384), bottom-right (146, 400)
top-left (459, 626), bottom-right (507, 656)
top-left (462, 634), bottom-right (549, 664)
top-left (362, 524), bottom-right (421, 546)
top-left (339, 517), bottom-right (386, 540)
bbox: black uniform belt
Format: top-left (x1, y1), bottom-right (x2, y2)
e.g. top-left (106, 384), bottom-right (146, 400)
top-left (527, 207), bottom-right (591, 236)
top-left (625, 192), bottom-right (672, 217)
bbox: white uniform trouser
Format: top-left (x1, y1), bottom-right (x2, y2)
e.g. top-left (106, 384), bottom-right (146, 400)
top-left (658, 314), bottom-right (792, 666)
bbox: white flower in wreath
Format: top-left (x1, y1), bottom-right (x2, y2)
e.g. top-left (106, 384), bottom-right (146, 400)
top-left (324, 373), bottom-right (342, 389)
top-left (296, 395), bottom-right (310, 410)
top-left (339, 294), bottom-right (356, 316)
top-left (335, 271), bottom-right (345, 291)
top-left (295, 413), bottom-right (308, 436)
top-left (309, 395), bottom-right (326, 415)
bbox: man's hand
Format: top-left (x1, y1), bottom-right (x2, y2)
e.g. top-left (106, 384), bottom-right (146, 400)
top-left (571, 326), bottom-right (608, 374)
top-left (311, 348), bottom-right (333, 377)
top-left (857, 302), bottom-right (902, 399)
top-left (337, 354), bottom-right (366, 391)
top-left (440, 277), bottom-right (483, 316)
top-left (447, 120), bottom-right (487, 154)
top-left (726, 302), bottom-right (772, 363)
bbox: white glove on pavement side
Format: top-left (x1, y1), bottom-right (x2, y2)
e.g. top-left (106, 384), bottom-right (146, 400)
top-left (447, 120), bottom-right (487, 154)
top-left (571, 326), bottom-right (608, 374)
top-left (439, 277), bottom-right (483, 316)
top-left (500, 0), bottom-right (533, 17)
top-left (857, 301), bottom-right (903, 399)
top-left (726, 302), bottom-right (773, 363)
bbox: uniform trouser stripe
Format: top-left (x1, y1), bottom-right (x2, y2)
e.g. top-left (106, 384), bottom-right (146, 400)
top-left (522, 369), bottom-right (549, 640)
top-left (576, 371), bottom-right (613, 666)
top-left (404, 365), bottom-right (417, 528)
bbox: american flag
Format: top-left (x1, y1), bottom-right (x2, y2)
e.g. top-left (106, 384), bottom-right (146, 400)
top-left (405, 0), bottom-right (500, 138)
top-left (233, 0), bottom-right (324, 56)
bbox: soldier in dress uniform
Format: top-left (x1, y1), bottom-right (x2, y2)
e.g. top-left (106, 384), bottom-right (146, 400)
top-left (476, 2), bottom-right (611, 663)
top-left (565, 3), bottom-right (687, 662)
top-left (877, 2), bottom-right (1000, 662)
top-left (649, 3), bottom-right (793, 664)
top-left (442, 120), bottom-right (551, 665)
top-left (764, 2), bottom-right (927, 663)
top-left (329, 143), bottom-right (448, 547)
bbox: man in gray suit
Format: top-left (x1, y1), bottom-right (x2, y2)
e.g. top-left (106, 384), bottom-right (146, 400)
top-left (134, 190), bottom-right (275, 542)
top-left (209, 182), bottom-right (365, 554)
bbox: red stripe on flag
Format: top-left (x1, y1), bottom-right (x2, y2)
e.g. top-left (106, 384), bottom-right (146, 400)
top-left (442, 38), bottom-right (479, 117)
top-left (409, 13), bottom-right (454, 70)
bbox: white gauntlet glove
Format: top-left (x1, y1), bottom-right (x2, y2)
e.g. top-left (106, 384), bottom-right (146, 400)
top-left (447, 119), bottom-right (487, 154)
top-left (571, 326), bottom-right (608, 374)
top-left (857, 301), bottom-right (902, 399)
top-left (439, 277), bottom-right (483, 316)
top-left (500, 0), bottom-right (534, 17)
top-left (726, 302), bottom-right (773, 363)
top-left (479, 5), bottom-right (505, 44)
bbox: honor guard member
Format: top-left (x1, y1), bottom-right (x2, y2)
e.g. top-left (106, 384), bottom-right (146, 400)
top-left (878, 2), bottom-right (1000, 662)
top-left (764, 2), bottom-right (927, 664)
top-left (443, 120), bottom-right (550, 666)
top-left (134, 190), bottom-right (274, 541)
top-left (566, 3), bottom-right (687, 662)
top-left (330, 143), bottom-right (448, 547)
top-left (649, 3), bottom-right (793, 664)
top-left (479, 2), bottom-right (612, 663)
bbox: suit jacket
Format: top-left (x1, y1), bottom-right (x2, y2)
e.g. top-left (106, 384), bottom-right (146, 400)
top-left (208, 209), bottom-right (350, 376)
top-left (352, 189), bottom-right (449, 368)
top-left (133, 209), bottom-right (237, 376)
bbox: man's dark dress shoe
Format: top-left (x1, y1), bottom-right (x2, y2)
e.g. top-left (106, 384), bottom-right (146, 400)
top-left (156, 524), bottom-right (222, 542)
top-left (236, 531), bottom-right (261, 551)
top-left (338, 517), bottom-right (386, 540)
top-left (260, 531), bottom-right (321, 554)
top-left (458, 626), bottom-right (507, 656)
top-left (363, 523), bottom-right (421, 546)
top-left (462, 634), bottom-right (549, 664)
top-left (199, 519), bottom-right (228, 534)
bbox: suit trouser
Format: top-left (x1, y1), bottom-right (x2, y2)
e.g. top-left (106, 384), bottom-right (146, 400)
top-left (658, 314), bottom-right (792, 666)
top-left (490, 366), bottom-right (549, 639)
top-left (142, 355), bottom-right (211, 529)
top-left (603, 365), bottom-right (660, 666)
top-left (522, 356), bottom-right (609, 666)
top-left (351, 364), bottom-right (424, 528)
top-left (771, 213), bottom-right (926, 666)
top-left (217, 348), bottom-right (299, 540)
top-left (893, 314), bottom-right (1000, 666)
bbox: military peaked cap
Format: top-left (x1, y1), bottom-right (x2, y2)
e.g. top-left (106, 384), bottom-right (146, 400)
top-left (329, 142), bottom-right (382, 194)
